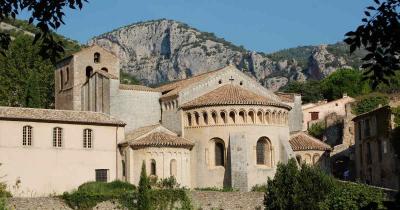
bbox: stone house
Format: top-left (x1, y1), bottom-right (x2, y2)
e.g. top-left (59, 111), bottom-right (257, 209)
top-left (353, 105), bottom-right (399, 189)
top-left (0, 106), bottom-right (125, 197)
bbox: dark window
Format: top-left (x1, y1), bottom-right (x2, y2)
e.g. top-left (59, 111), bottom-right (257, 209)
top-left (367, 142), bottom-right (372, 164)
top-left (86, 66), bottom-right (93, 78)
top-left (65, 67), bottom-right (69, 83)
top-left (53, 127), bottom-right (62, 148)
top-left (310, 112), bottom-right (319, 120)
top-left (378, 140), bottom-right (382, 162)
top-left (296, 155), bottom-right (302, 164)
top-left (215, 141), bottom-right (225, 166)
top-left (94, 52), bottom-right (100, 63)
top-left (95, 169), bottom-right (108, 182)
top-left (60, 70), bottom-right (64, 89)
top-left (101, 67), bottom-right (108, 72)
top-left (23, 125), bottom-right (33, 146)
top-left (150, 159), bottom-right (156, 175)
top-left (256, 140), bottom-right (266, 165)
top-left (365, 119), bottom-right (371, 137)
top-left (122, 160), bottom-right (126, 177)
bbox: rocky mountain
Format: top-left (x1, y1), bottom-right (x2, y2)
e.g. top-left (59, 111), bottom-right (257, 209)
top-left (89, 19), bottom-right (366, 91)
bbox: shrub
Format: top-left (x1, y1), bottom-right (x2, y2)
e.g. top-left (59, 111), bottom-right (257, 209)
top-left (353, 92), bottom-right (389, 115)
top-left (157, 176), bottom-right (180, 189)
top-left (308, 122), bottom-right (326, 139)
top-left (319, 182), bottom-right (386, 210)
top-left (251, 184), bottom-right (268, 192)
top-left (138, 161), bottom-right (151, 210)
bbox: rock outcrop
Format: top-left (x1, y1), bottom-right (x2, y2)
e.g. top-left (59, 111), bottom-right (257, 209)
top-left (89, 19), bottom-right (363, 89)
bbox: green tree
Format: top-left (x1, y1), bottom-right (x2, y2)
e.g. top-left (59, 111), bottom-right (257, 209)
top-left (344, 0), bottom-right (400, 87)
top-left (0, 34), bottom-right (54, 108)
top-left (138, 161), bottom-right (151, 210)
top-left (353, 92), bottom-right (389, 115)
top-left (308, 122), bottom-right (326, 140)
top-left (280, 80), bottom-right (323, 104)
top-left (321, 69), bottom-right (371, 101)
top-left (0, 0), bottom-right (87, 61)
top-left (264, 159), bottom-right (299, 210)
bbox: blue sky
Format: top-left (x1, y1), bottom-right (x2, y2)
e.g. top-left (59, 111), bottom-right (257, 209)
top-left (22, 0), bottom-right (371, 53)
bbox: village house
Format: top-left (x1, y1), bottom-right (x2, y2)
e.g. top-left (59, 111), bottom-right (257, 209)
top-left (353, 105), bottom-right (399, 189)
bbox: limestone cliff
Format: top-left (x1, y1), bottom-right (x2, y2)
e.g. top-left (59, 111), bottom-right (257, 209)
top-left (89, 19), bottom-right (365, 90)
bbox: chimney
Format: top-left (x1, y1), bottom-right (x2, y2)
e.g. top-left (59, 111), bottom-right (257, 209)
top-left (343, 93), bottom-right (348, 98)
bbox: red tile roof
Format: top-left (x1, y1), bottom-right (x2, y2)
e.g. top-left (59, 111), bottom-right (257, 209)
top-left (289, 132), bottom-right (331, 151)
top-left (130, 132), bottom-right (194, 149)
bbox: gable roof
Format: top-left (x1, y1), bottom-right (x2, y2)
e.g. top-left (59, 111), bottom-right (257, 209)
top-left (93, 69), bottom-right (119, 80)
top-left (181, 84), bottom-right (290, 109)
top-left (289, 132), bottom-right (331, 151)
top-left (121, 124), bottom-right (194, 149)
top-left (0, 106), bottom-right (125, 126)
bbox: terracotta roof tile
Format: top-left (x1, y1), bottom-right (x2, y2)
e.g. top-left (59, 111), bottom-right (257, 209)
top-left (124, 124), bottom-right (161, 142)
top-left (289, 132), bottom-right (331, 151)
top-left (181, 84), bottom-right (290, 109)
top-left (130, 132), bottom-right (194, 149)
top-left (0, 106), bottom-right (125, 126)
top-left (119, 84), bottom-right (159, 92)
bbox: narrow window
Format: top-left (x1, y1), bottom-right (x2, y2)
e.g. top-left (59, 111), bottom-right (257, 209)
top-left (122, 160), bottom-right (126, 177)
top-left (60, 70), bottom-right (64, 89)
top-left (95, 169), bottom-right (108, 182)
top-left (239, 111), bottom-right (245, 124)
top-left (170, 159), bottom-right (177, 177)
top-left (94, 52), bottom-right (101, 63)
top-left (211, 112), bottom-right (217, 124)
top-left (150, 159), bottom-right (156, 175)
top-left (257, 111), bottom-right (263, 123)
top-left (65, 67), bottom-right (69, 84)
top-left (53, 127), bottom-right (63, 148)
top-left (22, 125), bottom-right (33, 146)
top-left (220, 112), bottom-right (227, 124)
top-left (229, 111), bottom-right (235, 124)
top-left (187, 113), bottom-right (192, 126)
top-left (83, 129), bottom-right (93, 148)
top-left (248, 111), bottom-right (255, 124)
top-left (203, 112), bottom-right (208, 125)
top-left (86, 66), bottom-right (93, 78)
top-left (215, 141), bottom-right (225, 166)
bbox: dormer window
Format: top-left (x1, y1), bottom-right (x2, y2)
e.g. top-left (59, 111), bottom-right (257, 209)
top-left (94, 52), bottom-right (100, 63)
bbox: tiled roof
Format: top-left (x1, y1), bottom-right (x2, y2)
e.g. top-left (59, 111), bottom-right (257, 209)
top-left (119, 84), bottom-right (159, 92)
top-left (181, 84), bottom-right (290, 109)
top-left (0, 106), bottom-right (125, 126)
top-left (130, 132), bottom-right (194, 149)
top-left (289, 132), bottom-right (331, 151)
top-left (93, 69), bottom-right (119, 79)
top-left (124, 124), bottom-right (161, 143)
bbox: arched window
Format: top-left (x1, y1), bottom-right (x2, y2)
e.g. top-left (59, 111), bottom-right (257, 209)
top-left (53, 127), bottom-right (63, 148)
top-left (211, 111), bottom-right (217, 124)
top-left (86, 66), bottom-right (93, 78)
top-left (214, 139), bottom-right (225, 166)
top-left (101, 67), bottom-right (108, 72)
top-left (83, 129), bottom-right (93, 148)
top-left (194, 112), bottom-right (200, 126)
top-left (220, 112), bottom-right (227, 124)
top-left (150, 159), bottom-right (156, 176)
top-left (239, 110), bottom-right (246, 124)
top-left (265, 111), bottom-right (271, 124)
top-left (94, 52), bottom-right (101, 63)
top-left (187, 113), bottom-right (192, 126)
top-left (313, 154), bottom-right (320, 164)
top-left (203, 112), bottom-right (208, 125)
top-left (304, 153), bottom-right (312, 164)
top-left (256, 137), bottom-right (272, 167)
top-left (229, 111), bottom-right (236, 124)
top-left (122, 160), bottom-right (126, 177)
top-left (22, 125), bottom-right (33, 146)
top-left (272, 111), bottom-right (277, 124)
top-left (248, 111), bottom-right (255, 124)
top-left (170, 159), bottom-right (177, 177)
top-left (257, 111), bottom-right (263, 123)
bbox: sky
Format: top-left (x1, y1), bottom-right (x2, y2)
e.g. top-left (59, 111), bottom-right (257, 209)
top-left (21, 0), bottom-right (371, 53)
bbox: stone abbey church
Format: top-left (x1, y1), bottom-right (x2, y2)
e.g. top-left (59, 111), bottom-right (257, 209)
top-left (0, 45), bottom-right (331, 197)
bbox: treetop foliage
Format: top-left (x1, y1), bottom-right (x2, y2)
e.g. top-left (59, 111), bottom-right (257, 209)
top-left (0, 0), bottom-right (87, 62)
top-left (344, 0), bottom-right (400, 88)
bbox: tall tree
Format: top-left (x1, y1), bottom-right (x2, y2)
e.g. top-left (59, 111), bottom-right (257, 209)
top-left (138, 161), bottom-right (151, 210)
top-left (344, 0), bottom-right (400, 88)
top-left (0, 34), bottom-right (54, 108)
top-left (0, 0), bottom-right (87, 61)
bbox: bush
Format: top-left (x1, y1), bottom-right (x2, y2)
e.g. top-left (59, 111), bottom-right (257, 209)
top-left (353, 92), bottom-right (389, 115)
top-left (264, 159), bottom-right (387, 210)
top-left (251, 184), bottom-right (268, 192)
top-left (157, 176), bottom-right (180, 189)
top-left (319, 182), bottom-right (386, 210)
top-left (308, 122), bottom-right (326, 139)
